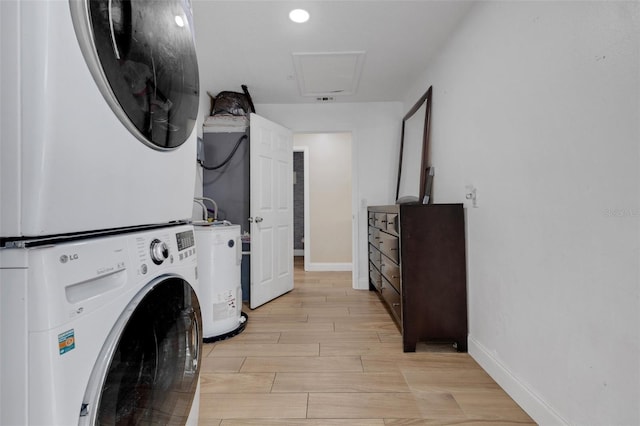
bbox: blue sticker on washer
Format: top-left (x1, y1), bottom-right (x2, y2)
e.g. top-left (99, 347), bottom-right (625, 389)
top-left (58, 329), bottom-right (75, 355)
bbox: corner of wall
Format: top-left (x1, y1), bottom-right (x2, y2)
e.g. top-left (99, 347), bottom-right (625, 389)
top-left (468, 336), bottom-right (568, 425)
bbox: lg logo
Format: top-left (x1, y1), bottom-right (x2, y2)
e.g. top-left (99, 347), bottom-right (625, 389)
top-left (59, 254), bottom-right (79, 264)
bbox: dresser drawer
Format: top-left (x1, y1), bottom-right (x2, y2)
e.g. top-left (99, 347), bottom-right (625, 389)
top-left (369, 246), bottom-right (381, 269)
top-left (369, 262), bottom-right (382, 290)
top-left (386, 213), bottom-right (399, 235)
top-left (374, 212), bottom-right (388, 229)
top-left (381, 277), bottom-right (401, 322)
top-left (368, 226), bottom-right (380, 247)
top-left (368, 212), bottom-right (375, 227)
top-left (380, 258), bottom-right (400, 293)
top-left (378, 232), bottom-right (399, 263)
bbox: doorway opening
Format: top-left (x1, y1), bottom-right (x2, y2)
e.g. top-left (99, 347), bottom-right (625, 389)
top-left (293, 149), bottom-right (307, 258)
top-left (293, 133), bottom-right (353, 272)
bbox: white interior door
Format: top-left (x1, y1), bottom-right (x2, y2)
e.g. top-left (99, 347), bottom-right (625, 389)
top-left (249, 113), bottom-right (294, 309)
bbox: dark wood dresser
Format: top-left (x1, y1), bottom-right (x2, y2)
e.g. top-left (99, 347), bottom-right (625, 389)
top-left (367, 203), bottom-right (468, 352)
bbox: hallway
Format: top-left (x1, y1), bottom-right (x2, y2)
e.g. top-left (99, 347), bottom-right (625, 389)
top-left (198, 259), bottom-right (535, 424)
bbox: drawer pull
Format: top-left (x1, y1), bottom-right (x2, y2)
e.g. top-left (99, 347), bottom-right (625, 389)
top-left (390, 248), bottom-right (397, 251)
top-left (392, 275), bottom-right (398, 278)
top-left (392, 303), bottom-right (400, 307)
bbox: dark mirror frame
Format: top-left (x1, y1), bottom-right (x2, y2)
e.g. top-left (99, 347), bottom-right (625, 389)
top-left (395, 86), bottom-right (433, 203)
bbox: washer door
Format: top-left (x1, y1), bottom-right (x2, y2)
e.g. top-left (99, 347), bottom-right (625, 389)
top-left (80, 277), bottom-right (202, 425)
top-left (70, 0), bottom-right (199, 150)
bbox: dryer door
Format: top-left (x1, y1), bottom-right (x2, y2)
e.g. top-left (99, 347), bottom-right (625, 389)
top-left (80, 277), bottom-right (202, 425)
top-left (70, 0), bottom-right (199, 150)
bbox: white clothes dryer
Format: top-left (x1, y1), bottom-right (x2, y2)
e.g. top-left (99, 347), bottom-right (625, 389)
top-left (0, 223), bottom-right (202, 425)
top-left (0, 0), bottom-right (200, 241)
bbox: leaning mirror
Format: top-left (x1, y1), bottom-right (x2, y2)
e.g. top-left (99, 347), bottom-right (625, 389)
top-left (395, 86), bottom-right (432, 204)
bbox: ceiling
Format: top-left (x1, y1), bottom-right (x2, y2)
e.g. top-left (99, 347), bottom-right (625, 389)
top-left (192, 0), bottom-right (474, 105)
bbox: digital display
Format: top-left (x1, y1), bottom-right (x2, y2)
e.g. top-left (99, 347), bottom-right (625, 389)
top-left (176, 230), bottom-right (195, 252)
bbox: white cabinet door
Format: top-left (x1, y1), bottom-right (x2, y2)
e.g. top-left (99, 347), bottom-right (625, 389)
top-left (249, 113), bottom-right (293, 309)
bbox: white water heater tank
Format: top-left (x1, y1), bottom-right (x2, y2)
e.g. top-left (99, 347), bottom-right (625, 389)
top-left (194, 223), bottom-right (244, 340)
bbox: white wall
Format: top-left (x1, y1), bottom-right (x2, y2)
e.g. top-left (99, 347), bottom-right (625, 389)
top-left (406, 2), bottom-right (639, 424)
top-left (294, 133), bottom-right (352, 268)
top-left (256, 102), bottom-right (403, 288)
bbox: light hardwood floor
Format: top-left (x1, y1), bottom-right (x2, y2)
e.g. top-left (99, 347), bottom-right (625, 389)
top-left (199, 258), bottom-right (536, 425)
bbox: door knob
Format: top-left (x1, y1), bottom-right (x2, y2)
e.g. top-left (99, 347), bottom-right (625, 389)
top-left (255, 216), bottom-right (264, 223)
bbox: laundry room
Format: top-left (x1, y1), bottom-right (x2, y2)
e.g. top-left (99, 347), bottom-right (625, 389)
top-left (2, 1), bottom-right (639, 425)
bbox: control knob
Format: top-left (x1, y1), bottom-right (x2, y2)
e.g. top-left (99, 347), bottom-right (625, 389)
top-left (150, 239), bottom-right (169, 265)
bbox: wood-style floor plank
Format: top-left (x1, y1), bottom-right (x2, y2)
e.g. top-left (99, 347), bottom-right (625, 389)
top-left (220, 420), bottom-right (385, 426)
top-left (278, 330), bottom-right (381, 344)
top-left (220, 419), bottom-right (385, 426)
top-left (307, 392), bottom-right (452, 419)
top-left (198, 259), bottom-right (535, 425)
top-left (403, 368), bottom-right (502, 392)
top-left (272, 371), bottom-right (411, 393)
top-left (451, 391), bottom-right (538, 422)
top-left (200, 372), bottom-right (275, 393)
top-left (200, 357), bottom-right (245, 373)
top-left (245, 320), bottom-right (335, 333)
top-left (240, 356), bottom-right (364, 373)
top-left (208, 342), bottom-right (319, 357)
top-left (199, 393), bottom-right (308, 419)
top-left (320, 341), bottom-right (409, 357)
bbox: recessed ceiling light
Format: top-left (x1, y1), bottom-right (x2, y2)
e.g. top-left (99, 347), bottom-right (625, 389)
top-left (289, 9), bottom-right (310, 23)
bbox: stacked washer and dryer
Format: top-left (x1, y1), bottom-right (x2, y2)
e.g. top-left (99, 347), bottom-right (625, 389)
top-left (1, 1), bottom-right (202, 425)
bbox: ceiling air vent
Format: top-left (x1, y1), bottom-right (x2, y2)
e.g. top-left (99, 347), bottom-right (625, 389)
top-left (292, 51), bottom-right (365, 97)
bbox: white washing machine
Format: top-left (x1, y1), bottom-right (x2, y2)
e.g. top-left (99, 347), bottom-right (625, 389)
top-left (0, 0), bottom-right (200, 240)
top-left (0, 223), bottom-right (202, 425)
top-left (194, 222), bottom-right (245, 340)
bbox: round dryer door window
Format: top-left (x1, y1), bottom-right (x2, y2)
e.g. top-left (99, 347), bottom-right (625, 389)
top-left (70, 0), bottom-right (199, 150)
top-left (80, 277), bottom-right (202, 425)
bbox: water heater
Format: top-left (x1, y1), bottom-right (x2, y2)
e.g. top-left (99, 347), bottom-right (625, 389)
top-left (194, 223), bottom-right (246, 340)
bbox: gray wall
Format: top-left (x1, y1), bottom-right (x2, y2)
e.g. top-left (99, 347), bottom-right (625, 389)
top-left (201, 131), bottom-right (250, 233)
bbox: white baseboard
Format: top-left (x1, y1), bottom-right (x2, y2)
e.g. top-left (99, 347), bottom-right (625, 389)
top-left (357, 276), bottom-right (369, 290)
top-left (305, 262), bottom-right (352, 272)
top-left (468, 336), bottom-right (568, 426)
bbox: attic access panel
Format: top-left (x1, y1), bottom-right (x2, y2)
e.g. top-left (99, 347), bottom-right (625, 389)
top-left (292, 51), bottom-right (365, 97)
